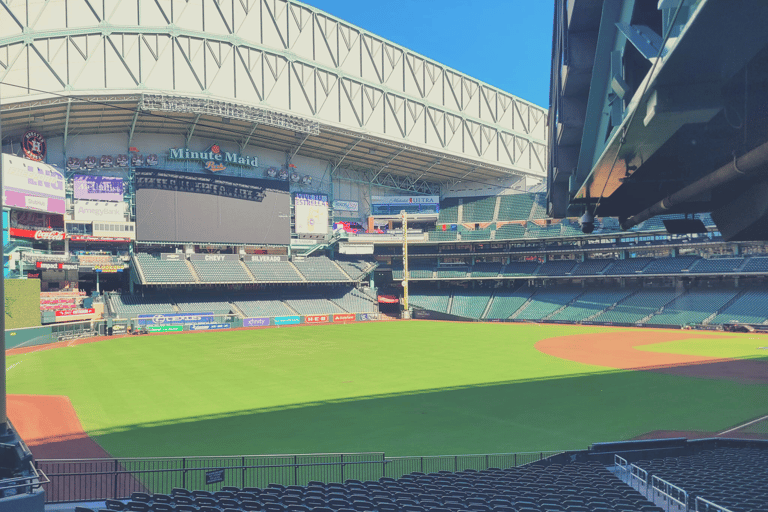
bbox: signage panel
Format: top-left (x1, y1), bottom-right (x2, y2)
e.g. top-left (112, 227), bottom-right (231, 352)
top-left (189, 254), bottom-right (240, 261)
top-left (332, 200), bottom-right (358, 212)
top-left (73, 175), bottom-right (125, 201)
top-left (246, 255), bottom-right (288, 262)
top-left (333, 313), bottom-right (355, 322)
top-left (55, 308), bottom-right (94, 317)
top-left (371, 196), bottom-right (440, 205)
top-left (189, 323), bottom-right (231, 331)
top-left (73, 200), bottom-right (127, 222)
top-left (304, 314), bottom-right (329, 324)
top-left (137, 312), bottom-right (214, 326)
top-left (244, 317), bottom-right (270, 327)
top-left (295, 193), bottom-right (329, 235)
top-left (69, 235), bottom-right (131, 243)
top-left (11, 227), bottom-right (66, 241)
top-left (358, 313), bottom-right (379, 321)
top-left (93, 265), bottom-right (124, 273)
top-left (274, 316), bottom-right (300, 325)
top-left (161, 253), bottom-right (184, 261)
top-left (135, 169), bottom-right (283, 203)
top-left (205, 469), bottom-right (226, 485)
top-left (147, 325), bottom-right (184, 333)
top-left (36, 261), bottom-right (79, 271)
top-left (2, 155), bottom-right (66, 214)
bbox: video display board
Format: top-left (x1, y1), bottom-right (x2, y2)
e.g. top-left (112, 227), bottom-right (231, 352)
top-left (2, 154), bottom-right (66, 214)
top-left (135, 169), bottom-right (290, 244)
top-left (294, 193), bottom-right (329, 235)
top-left (73, 175), bottom-right (124, 201)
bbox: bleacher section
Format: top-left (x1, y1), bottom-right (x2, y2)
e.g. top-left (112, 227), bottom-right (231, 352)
top-left (484, 288), bottom-right (535, 319)
top-left (292, 256), bottom-right (350, 282)
top-left (330, 288), bottom-right (378, 313)
top-left (591, 289), bottom-right (679, 324)
top-left (461, 196), bottom-right (496, 223)
top-left (234, 299), bottom-right (297, 318)
top-left (135, 254), bottom-right (196, 283)
top-left (410, 290), bottom-right (451, 314)
top-left (647, 289), bottom-right (738, 325)
top-left (245, 260), bottom-right (304, 283)
top-left (689, 257), bottom-right (745, 273)
top-left (174, 299), bottom-right (233, 315)
top-left (710, 289), bottom-right (768, 325)
top-left (494, 223), bottom-right (526, 240)
top-left (641, 256), bottom-right (699, 274)
top-left (530, 193), bottom-right (548, 218)
top-left (501, 261), bottom-right (540, 277)
top-left (514, 288), bottom-right (582, 320)
top-left (461, 228), bottom-right (492, 241)
top-left (428, 229), bottom-right (458, 241)
top-left (548, 289), bottom-right (633, 322)
top-left (497, 194), bottom-right (534, 221)
top-left (471, 263), bottom-right (503, 278)
top-left (741, 256), bottom-right (768, 273)
top-left (335, 259), bottom-right (376, 280)
top-left (449, 291), bottom-right (491, 319)
top-left (108, 294), bottom-right (175, 318)
top-left (284, 296), bottom-right (346, 315)
top-left (571, 259), bottom-right (612, 275)
top-left (191, 260), bottom-right (252, 283)
top-left (437, 197), bottom-right (459, 223)
top-left (434, 266), bottom-right (469, 279)
top-left (603, 257), bottom-right (654, 275)
top-left (537, 260), bottom-right (577, 276)
top-left (632, 448), bottom-right (768, 512)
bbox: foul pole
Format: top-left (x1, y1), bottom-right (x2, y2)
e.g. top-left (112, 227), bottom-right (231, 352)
top-left (401, 210), bottom-right (409, 318)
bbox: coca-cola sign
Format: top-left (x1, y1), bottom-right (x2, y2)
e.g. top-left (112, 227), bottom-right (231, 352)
top-left (10, 227), bottom-right (66, 240)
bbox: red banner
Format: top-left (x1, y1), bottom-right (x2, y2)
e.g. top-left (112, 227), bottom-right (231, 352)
top-left (55, 308), bottom-right (94, 317)
top-left (333, 314), bottom-right (356, 323)
top-left (304, 314), bottom-right (329, 324)
top-left (9, 227), bottom-right (66, 241)
top-left (378, 295), bottom-right (399, 304)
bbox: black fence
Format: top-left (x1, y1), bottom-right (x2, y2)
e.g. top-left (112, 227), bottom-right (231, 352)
top-left (37, 450), bottom-right (562, 503)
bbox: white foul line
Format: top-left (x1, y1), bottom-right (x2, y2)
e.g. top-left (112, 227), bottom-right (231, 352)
top-left (6, 361), bottom-right (22, 372)
top-left (718, 414), bottom-right (768, 436)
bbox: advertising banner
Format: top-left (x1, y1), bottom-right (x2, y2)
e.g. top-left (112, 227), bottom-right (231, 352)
top-left (371, 195), bottom-right (440, 205)
top-left (147, 325), bottom-right (184, 333)
top-left (93, 264), bottom-right (124, 273)
top-left (244, 317), bottom-right (270, 327)
top-left (274, 316), bottom-right (300, 325)
top-left (246, 254), bottom-right (288, 262)
top-left (73, 200), bottom-right (127, 222)
top-left (189, 254), bottom-right (239, 261)
top-left (69, 235), bottom-right (131, 243)
top-left (333, 313), bottom-right (356, 322)
top-left (2, 154), bottom-right (65, 214)
top-left (205, 469), bottom-right (226, 485)
top-left (294, 193), bottom-right (329, 235)
top-left (11, 210), bottom-right (63, 230)
top-left (161, 253), bottom-right (184, 261)
top-left (10, 227), bottom-right (66, 241)
top-left (111, 324), bottom-right (127, 334)
top-left (378, 295), bottom-right (400, 304)
top-left (137, 312), bottom-right (214, 326)
top-left (358, 313), bottom-right (379, 321)
top-left (73, 175), bottom-right (125, 201)
top-left (304, 314), bottom-right (329, 324)
top-left (36, 261), bottom-right (78, 271)
top-left (332, 200), bottom-right (358, 212)
top-left (189, 323), bottom-right (231, 331)
top-left (55, 308), bottom-right (94, 317)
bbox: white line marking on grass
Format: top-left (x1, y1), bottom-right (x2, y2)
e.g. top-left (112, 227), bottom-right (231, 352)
top-left (6, 361), bottom-right (22, 372)
top-left (718, 414), bottom-right (768, 436)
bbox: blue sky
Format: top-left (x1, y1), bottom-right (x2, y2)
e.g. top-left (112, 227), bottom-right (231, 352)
top-left (306, 0), bottom-right (554, 108)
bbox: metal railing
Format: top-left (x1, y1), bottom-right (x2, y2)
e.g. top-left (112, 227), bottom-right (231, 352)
top-left (37, 450), bottom-right (564, 503)
top-left (696, 497), bottom-right (733, 512)
top-left (652, 474), bottom-right (689, 512)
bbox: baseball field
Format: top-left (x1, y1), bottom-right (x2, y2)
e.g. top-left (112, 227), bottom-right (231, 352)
top-left (6, 321), bottom-right (768, 460)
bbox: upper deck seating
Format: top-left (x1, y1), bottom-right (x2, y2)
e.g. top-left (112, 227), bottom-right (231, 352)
top-left (135, 254), bottom-right (196, 283)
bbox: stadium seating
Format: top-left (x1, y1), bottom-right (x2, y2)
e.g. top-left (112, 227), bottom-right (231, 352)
top-left (470, 262), bottom-right (503, 278)
top-left (570, 259), bottom-right (613, 275)
top-left (449, 291), bottom-right (492, 319)
top-left (284, 296), bottom-right (346, 315)
top-left (501, 261), bottom-right (540, 277)
top-left (741, 256), bottom-right (768, 273)
top-left (530, 193), bottom-right (548, 219)
top-left (234, 298), bottom-right (297, 318)
top-left (591, 289), bottom-right (679, 324)
top-left (497, 194), bottom-right (534, 221)
top-left (461, 196), bottom-right (496, 222)
top-left (461, 228), bottom-right (492, 241)
top-left (174, 299), bottom-right (233, 315)
top-left (645, 289), bottom-right (738, 325)
top-left (410, 290), bottom-right (451, 313)
top-left (494, 223), bottom-right (526, 240)
top-left (525, 222), bottom-right (561, 239)
top-left (191, 260), bottom-right (252, 283)
top-left (428, 229), bottom-right (459, 242)
top-left (437, 198), bottom-right (460, 223)
top-left (293, 256), bottom-right (351, 282)
top-left (245, 260), bottom-right (305, 282)
top-left (108, 294), bottom-right (175, 318)
top-left (434, 266), bottom-right (469, 279)
top-left (135, 254), bottom-right (197, 283)
top-left (631, 448), bottom-right (768, 512)
top-left (603, 257), bottom-right (654, 275)
top-left (335, 259), bottom-right (376, 280)
top-left (330, 288), bottom-right (378, 313)
top-left (709, 288), bottom-right (768, 325)
top-left (484, 288), bottom-right (535, 319)
top-left (688, 257), bottom-right (745, 273)
top-left (514, 288), bottom-right (583, 320)
top-left (548, 289), bottom-right (633, 322)
top-left (536, 259), bottom-right (577, 276)
top-left (641, 256), bottom-right (699, 274)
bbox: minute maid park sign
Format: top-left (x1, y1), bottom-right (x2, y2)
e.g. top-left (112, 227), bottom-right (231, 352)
top-left (168, 144), bottom-right (258, 172)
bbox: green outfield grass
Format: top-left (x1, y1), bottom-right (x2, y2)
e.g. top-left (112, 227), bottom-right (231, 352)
top-left (636, 335), bottom-right (768, 359)
top-left (7, 322), bottom-right (768, 458)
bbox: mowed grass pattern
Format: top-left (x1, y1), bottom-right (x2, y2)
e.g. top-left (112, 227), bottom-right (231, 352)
top-left (7, 322), bottom-right (768, 457)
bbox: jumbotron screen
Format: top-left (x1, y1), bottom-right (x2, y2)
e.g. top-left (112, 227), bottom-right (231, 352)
top-left (135, 169), bottom-right (290, 245)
